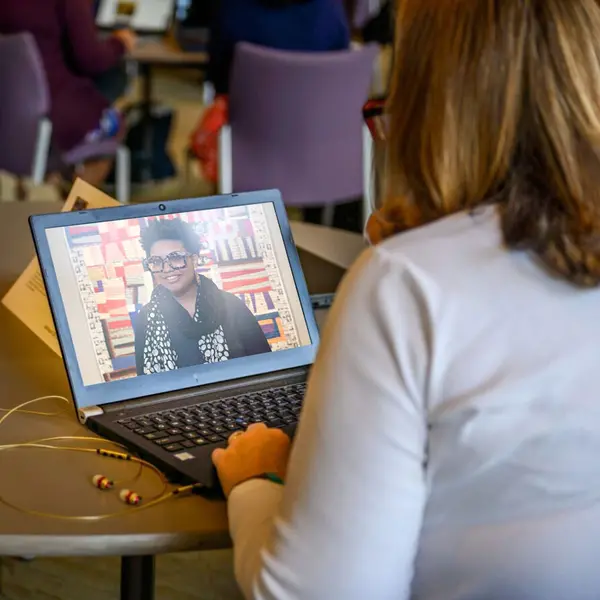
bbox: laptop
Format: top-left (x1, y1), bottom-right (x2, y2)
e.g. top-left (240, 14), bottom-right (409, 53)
top-left (96, 0), bottom-right (175, 35)
top-left (30, 190), bottom-right (319, 489)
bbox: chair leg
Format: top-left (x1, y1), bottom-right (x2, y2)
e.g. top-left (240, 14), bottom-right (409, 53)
top-left (362, 123), bottom-right (374, 228)
top-left (31, 118), bottom-right (53, 185)
top-left (202, 81), bottom-right (216, 106)
top-left (218, 125), bottom-right (233, 194)
top-left (321, 205), bottom-right (335, 228)
top-left (116, 145), bottom-right (131, 203)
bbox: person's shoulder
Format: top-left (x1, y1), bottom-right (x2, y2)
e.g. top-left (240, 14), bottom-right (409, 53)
top-left (133, 303), bottom-right (150, 326)
top-left (219, 287), bottom-right (247, 309)
top-left (376, 205), bottom-right (502, 272)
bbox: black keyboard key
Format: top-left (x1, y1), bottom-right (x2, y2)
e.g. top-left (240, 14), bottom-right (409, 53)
top-left (213, 426), bottom-right (227, 434)
top-left (152, 417), bottom-right (167, 424)
top-left (267, 419), bottom-right (283, 428)
top-left (164, 443), bottom-right (183, 452)
top-left (283, 415), bottom-right (296, 424)
top-left (145, 431), bottom-right (168, 441)
top-left (134, 419), bottom-right (152, 428)
top-left (249, 417), bottom-right (263, 424)
top-left (207, 434), bottom-right (223, 443)
top-left (155, 423), bottom-right (168, 431)
top-left (183, 418), bottom-right (197, 426)
top-left (155, 435), bottom-right (185, 445)
top-left (198, 428), bottom-right (213, 437)
top-left (226, 422), bottom-right (241, 431)
top-left (184, 432), bottom-right (198, 439)
top-left (193, 437), bottom-right (209, 446)
top-left (181, 440), bottom-right (196, 448)
top-left (121, 421), bottom-right (138, 430)
top-left (168, 420), bottom-right (182, 427)
top-left (182, 425), bottom-right (196, 432)
top-left (167, 428), bottom-right (182, 435)
top-left (209, 419), bottom-right (223, 427)
top-left (134, 427), bottom-right (156, 435)
top-left (236, 419), bottom-right (249, 428)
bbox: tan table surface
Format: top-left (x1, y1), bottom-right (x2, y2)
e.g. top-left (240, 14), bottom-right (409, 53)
top-left (0, 202), bottom-right (361, 558)
top-left (128, 40), bottom-right (208, 66)
top-left (0, 203), bottom-right (228, 557)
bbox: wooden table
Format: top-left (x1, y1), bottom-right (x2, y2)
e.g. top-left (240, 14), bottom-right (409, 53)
top-left (129, 40), bottom-right (208, 66)
top-left (0, 203), bottom-right (228, 600)
top-left (0, 203), bottom-right (363, 600)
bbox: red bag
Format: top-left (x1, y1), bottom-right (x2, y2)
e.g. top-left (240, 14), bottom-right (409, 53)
top-left (189, 96), bottom-right (229, 184)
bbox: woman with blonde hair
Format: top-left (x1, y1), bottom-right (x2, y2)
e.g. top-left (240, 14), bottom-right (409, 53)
top-left (213, 1), bottom-right (600, 598)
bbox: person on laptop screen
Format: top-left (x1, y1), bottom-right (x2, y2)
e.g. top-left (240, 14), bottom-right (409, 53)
top-left (134, 218), bottom-right (271, 375)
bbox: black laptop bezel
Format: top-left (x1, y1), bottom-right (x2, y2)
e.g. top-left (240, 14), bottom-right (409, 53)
top-left (29, 190), bottom-right (319, 411)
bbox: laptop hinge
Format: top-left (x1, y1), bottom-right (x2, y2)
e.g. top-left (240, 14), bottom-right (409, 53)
top-left (78, 405), bottom-right (104, 425)
top-left (101, 366), bottom-right (309, 415)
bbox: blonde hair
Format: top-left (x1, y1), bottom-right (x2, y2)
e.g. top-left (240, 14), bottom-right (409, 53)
top-left (381, 0), bottom-right (600, 286)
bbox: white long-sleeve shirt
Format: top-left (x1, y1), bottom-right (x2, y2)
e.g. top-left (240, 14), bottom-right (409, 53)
top-left (228, 206), bottom-right (600, 600)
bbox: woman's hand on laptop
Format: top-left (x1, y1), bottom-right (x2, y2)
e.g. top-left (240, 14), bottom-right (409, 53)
top-left (212, 424), bottom-right (291, 498)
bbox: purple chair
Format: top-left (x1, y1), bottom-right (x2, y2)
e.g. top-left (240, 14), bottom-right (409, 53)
top-left (218, 42), bottom-right (378, 226)
top-left (0, 33), bottom-right (130, 202)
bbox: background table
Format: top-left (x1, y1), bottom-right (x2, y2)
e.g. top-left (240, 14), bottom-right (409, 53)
top-left (0, 202), bottom-right (363, 600)
top-left (126, 40), bottom-right (209, 183)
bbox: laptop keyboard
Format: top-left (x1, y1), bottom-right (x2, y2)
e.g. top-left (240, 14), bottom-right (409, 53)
top-left (117, 383), bottom-right (306, 453)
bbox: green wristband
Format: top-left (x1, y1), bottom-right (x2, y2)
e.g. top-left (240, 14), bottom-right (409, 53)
top-left (260, 472), bottom-right (284, 485)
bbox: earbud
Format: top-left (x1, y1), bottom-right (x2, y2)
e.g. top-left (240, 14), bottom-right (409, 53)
top-left (119, 489), bottom-right (142, 505)
top-left (92, 474), bottom-right (114, 490)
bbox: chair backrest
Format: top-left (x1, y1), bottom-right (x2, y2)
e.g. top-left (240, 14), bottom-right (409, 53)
top-left (0, 33), bottom-right (50, 177)
top-left (229, 42), bottom-right (378, 207)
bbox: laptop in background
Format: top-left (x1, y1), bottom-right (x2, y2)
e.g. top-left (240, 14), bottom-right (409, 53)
top-left (96, 0), bottom-right (175, 35)
top-left (30, 190), bottom-right (319, 488)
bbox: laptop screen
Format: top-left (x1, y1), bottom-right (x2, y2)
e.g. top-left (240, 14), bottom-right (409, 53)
top-left (96, 0), bottom-right (174, 32)
top-left (44, 202), bottom-right (312, 391)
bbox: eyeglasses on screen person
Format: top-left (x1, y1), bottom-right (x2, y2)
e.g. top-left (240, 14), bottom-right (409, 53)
top-left (144, 251), bottom-right (193, 273)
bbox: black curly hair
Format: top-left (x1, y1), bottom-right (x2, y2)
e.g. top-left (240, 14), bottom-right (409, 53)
top-left (140, 218), bottom-right (201, 256)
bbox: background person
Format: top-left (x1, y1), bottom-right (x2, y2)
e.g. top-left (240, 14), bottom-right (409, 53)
top-left (0, 0), bottom-right (136, 185)
top-left (212, 1), bottom-right (600, 598)
top-left (206, 0), bottom-right (350, 95)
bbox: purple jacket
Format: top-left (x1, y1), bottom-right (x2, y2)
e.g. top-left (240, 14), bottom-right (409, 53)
top-left (0, 0), bottom-right (125, 151)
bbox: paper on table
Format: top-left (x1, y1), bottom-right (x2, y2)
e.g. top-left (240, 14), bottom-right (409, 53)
top-left (1, 179), bottom-right (119, 356)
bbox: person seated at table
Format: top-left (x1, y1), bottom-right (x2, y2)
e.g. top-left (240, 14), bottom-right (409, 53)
top-left (211, 1), bottom-right (600, 598)
top-left (207, 0), bottom-right (350, 95)
top-left (191, 0), bottom-right (350, 183)
top-left (133, 218), bottom-right (271, 376)
top-left (0, 0), bottom-right (137, 186)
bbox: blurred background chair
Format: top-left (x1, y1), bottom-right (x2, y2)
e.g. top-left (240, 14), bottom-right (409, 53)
top-left (218, 42), bottom-right (377, 227)
top-left (0, 33), bottom-right (130, 202)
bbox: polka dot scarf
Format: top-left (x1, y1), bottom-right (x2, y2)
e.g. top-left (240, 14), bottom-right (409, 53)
top-left (142, 279), bottom-right (230, 375)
